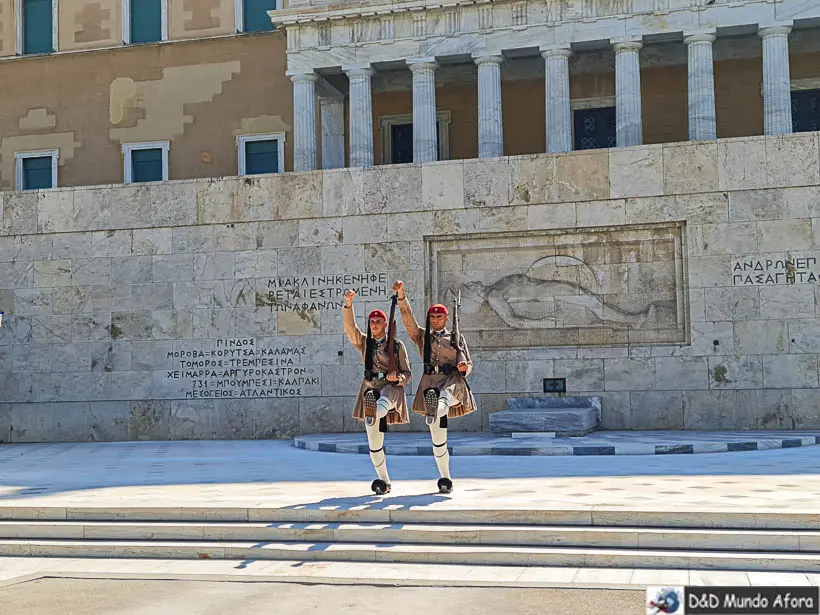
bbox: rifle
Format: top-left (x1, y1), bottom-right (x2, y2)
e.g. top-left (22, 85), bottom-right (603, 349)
top-left (451, 289), bottom-right (467, 367)
top-left (386, 293), bottom-right (399, 373)
top-left (364, 314), bottom-right (375, 374)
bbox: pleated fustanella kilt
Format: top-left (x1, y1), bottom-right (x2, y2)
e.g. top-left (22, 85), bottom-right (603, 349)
top-left (411, 371), bottom-right (477, 418)
top-left (352, 378), bottom-right (410, 425)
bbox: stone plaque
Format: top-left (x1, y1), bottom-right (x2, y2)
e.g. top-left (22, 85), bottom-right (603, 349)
top-left (426, 223), bottom-right (688, 349)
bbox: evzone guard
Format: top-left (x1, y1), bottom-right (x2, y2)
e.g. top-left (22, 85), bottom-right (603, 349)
top-left (342, 289), bottom-right (411, 495)
top-left (392, 280), bottom-right (477, 494)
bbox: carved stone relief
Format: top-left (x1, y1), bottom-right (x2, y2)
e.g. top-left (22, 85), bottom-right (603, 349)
top-left (426, 223), bottom-right (688, 349)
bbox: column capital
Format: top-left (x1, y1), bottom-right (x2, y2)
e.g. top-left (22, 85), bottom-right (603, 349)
top-left (540, 45), bottom-right (572, 59)
top-left (612, 38), bottom-right (643, 53)
top-left (683, 30), bottom-right (716, 45)
top-left (759, 23), bottom-right (793, 38)
top-left (286, 70), bottom-right (318, 84)
top-left (343, 65), bottom-right (375, 78)
top-left (472, 53), bottom-right (504, 66)
top-left (407, 57), bottom-right (439, 72)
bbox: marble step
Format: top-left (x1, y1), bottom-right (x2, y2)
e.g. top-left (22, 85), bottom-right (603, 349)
top-left (1, 507), bottom-right (818, 530)
top-left (2, 538), bottom-right (819, 571)
top-left (489, 408), bottom-right (598, 435)
top-left (0, 521), bottom-right (818, 553)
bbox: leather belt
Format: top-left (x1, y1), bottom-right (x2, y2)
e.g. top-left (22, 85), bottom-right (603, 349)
top-left (424, 364), bottom-right (454, 375)
top-left (364, 371), bottom-right (387, 380)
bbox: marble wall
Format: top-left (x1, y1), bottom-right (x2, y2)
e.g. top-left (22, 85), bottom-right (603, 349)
top-left (1, 132), bottom-right (820, 441)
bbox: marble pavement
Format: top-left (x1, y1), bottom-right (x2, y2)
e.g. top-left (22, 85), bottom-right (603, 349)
top-left (0, 439), bottom-right (819, 588)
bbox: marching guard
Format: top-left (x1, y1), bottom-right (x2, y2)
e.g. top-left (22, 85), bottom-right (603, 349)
top-left (392, 280), bottom-right (477, 494)
top-left (342, 289), bottom-right (411, 495)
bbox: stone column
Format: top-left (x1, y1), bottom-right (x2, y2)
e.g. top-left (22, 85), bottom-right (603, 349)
top-left (541, 46), bottom-right (573, 153)
top-left (320, 96), bottom-right (345, 169)
top-left (684, 32), bottom-right (717, 141)
top-left (473, 54), bottom-right (504, 158)
top-left (612, 39), bottom-right (643, 147)
top-left (344, 65), bottom-right (376, 168)
top-left (287, 71), bottom-right (318, 171)
top-left (759, 24), bottom-right (793, 136)
top-left (407, 58), bottom-right (439, 163)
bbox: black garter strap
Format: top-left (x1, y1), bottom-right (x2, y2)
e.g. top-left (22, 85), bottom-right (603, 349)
top-left (370, 446), bottom-right (384, 454)
top-left (433, 441), bottom-right (447, 448)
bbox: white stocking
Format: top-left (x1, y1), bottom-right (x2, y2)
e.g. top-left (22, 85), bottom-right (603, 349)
top-left (376, 396), bottom-right (394, 419)
top-left (365, 420), bottom-right (390, 483)
top-left (429, 420), bottom-right (451, 479)
top-left (436, 388), bottom-right (455, 418)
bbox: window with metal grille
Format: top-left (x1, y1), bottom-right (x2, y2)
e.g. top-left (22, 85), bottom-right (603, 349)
top-left (23, 0), bottom-right (53, 54)
top-left (243, 0), bottom-right (276, 32)
top-left (130, 0), bottom-right (163, 43)
top-left (244, 139), bottom-right (280, 175)
top-left (131, 148), bottom-right (164, 182)
top-left (792, 89), bottom-right (820, 134)
top-left (573, 107), bottom-right (617, 151)
top-left (20, 156), bottom-right (54, 190)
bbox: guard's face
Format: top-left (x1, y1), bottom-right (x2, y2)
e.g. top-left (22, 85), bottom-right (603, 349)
top-left (369, 317), bottom-right (387, 338)
top-left (429, 313), bottom-right (448, 331)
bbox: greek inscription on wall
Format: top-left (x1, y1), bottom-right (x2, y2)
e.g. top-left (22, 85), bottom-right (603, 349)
top-left (163, 338), bottom-right (321, 399)
top-left (258, 273), bottom-right (390, 311)
top-left (731, 258), bottom-right (820, 285)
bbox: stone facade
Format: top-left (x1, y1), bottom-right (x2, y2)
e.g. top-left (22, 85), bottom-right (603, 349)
top-left (1, 1), bottom-right (819, 190)
top-left (2, 131), bottom-right (820, 441)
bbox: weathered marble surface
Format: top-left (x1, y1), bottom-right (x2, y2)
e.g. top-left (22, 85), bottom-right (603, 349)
top-left (491, 396), bottom-right (600, 435)
top-left (1, 132), bottom-right (820, 440)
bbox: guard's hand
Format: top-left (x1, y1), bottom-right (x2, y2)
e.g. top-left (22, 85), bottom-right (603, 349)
top-left (457, 362), bottom-right (469, 374)
top-left (392, 280), bottom-right (404, 296)
top-left (387, 371), bottom-right (400, 382)
top-left (343, 289), bottom-right (356, 307)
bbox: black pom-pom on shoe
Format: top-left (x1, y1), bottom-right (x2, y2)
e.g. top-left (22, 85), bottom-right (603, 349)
top-left (437, 477), bottom-right (453, 494)
top-left (371, 479), bottom-right (391, 495)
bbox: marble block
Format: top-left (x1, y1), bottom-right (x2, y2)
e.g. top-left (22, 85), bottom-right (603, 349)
top-left (490, 396), bottom-right (601, 436)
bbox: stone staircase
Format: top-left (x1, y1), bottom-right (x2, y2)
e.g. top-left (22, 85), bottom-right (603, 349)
top-left (489, 396), bottom-right (600, 436)
top-left (0, 506), bottom-right (818, 573)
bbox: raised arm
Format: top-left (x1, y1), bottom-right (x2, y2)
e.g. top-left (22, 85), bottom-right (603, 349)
top-left (342, 289), bottom-right (366, 354)
top-left (393, 280), bottom-right (425, 351)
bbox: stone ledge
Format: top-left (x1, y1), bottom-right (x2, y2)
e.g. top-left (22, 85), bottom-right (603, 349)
top-left (1, 132), bottom-right (817, 237)
top-left (293, 431), bottom-right (820, 456)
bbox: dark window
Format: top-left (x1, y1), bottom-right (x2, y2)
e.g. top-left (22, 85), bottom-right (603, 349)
top-left (390, 122), bottom-right (440, 164)
top-left (245, 139), bottom-right (280, 174)
top-left (243, 0), bottom-right (276, 32)
top-left (21, 156), bottom-right (54, 190)
top-left (130, 0), bottom-right (163, 43)
top-left (131, 148), bottom-right (164, 183)
top-left (573, 107), bottom-right (616, 151)
top-left (792, 89), bottom-right (820, 133)
top-left (23, 0), bottom-right (53, 54)
top-left (391, 124), bottom-right (414, 164)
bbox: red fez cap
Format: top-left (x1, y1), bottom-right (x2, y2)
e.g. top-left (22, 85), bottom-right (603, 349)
top-left (428, 304), bottom-right (448, 315)
top-left (368, 309), bottom-right (387, 320)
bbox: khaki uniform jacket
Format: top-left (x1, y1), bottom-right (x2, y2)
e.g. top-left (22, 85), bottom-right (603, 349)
top-left (397, 296), bottom-right (477, 418)
top-left (343, 305), bottom-right (411, 425)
